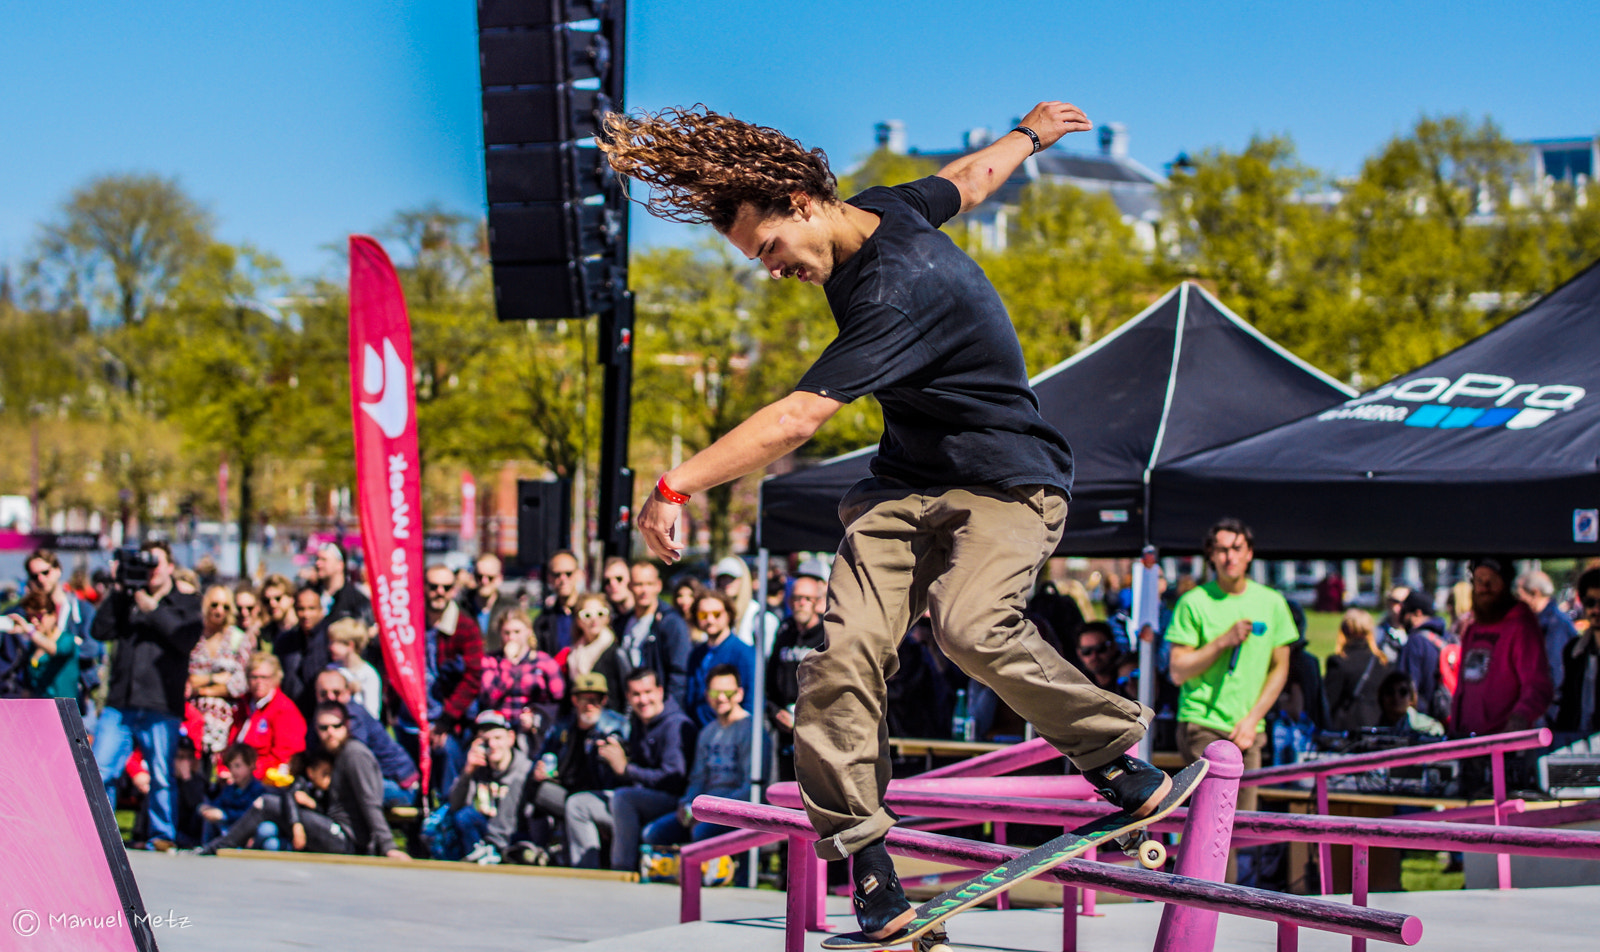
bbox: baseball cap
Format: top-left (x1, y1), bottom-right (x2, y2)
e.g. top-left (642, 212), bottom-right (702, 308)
top-left (712, 556), bottom-right (748, 580)
top-left (570, 672), bottom-right (609, 696)
top-left (474, 710), bottom-right (512, 732)
top-left (795, 558), bottom-right (830, 583)
top-left (1400, 590), bottom-right (1434, 616)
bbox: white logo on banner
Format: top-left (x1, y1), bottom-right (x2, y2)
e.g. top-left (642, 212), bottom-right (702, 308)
top-left (359, 339), bottom-right (409, 439)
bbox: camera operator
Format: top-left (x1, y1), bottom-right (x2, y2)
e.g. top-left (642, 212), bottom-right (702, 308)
top-left (91, 541), bottom-right (203, 851)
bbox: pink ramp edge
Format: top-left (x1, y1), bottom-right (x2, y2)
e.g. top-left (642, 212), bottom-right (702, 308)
top-left (0, 700), bottom-right (145, 951)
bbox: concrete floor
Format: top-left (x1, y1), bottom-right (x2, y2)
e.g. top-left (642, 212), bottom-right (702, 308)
top-left (126, 851), bottom-right (1599, 952)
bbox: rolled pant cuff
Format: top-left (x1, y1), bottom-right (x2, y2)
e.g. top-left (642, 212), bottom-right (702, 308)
top-left (1066, 705), bottom-right (1153, 773)
top-left (812, 809), bottom-right (898, 861)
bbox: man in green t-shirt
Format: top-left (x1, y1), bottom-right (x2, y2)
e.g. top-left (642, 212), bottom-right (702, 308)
top-left (1165, 518), bottom-right (1294, 819)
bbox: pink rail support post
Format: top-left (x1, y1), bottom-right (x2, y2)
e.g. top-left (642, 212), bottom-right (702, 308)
top-left (1153, 740), bottom-right (1244, 952)
top-left (691, 795), bottom-right (1422, 952)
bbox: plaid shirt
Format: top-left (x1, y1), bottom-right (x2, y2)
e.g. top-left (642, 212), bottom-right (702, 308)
top-left (480, 649), bottom-right (566, 720)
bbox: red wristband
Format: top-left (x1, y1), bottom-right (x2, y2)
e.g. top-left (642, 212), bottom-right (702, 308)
top-left (656, 476), bottom-right (690, 505)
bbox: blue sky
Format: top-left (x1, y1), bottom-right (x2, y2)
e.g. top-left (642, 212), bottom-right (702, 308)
top-left (2, 1), bottom-right (1596, 281)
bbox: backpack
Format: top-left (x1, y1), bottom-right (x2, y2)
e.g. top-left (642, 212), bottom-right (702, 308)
top-left (1416, 629), bottom-right (1459, 721)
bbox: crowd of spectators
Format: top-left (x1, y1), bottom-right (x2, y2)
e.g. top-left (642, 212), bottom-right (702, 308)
top-left (4, 531), bottom-right (1597, 888)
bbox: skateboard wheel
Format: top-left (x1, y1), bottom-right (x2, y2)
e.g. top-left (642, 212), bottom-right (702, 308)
top-left (1138, 840), bottom-right (1166, 869)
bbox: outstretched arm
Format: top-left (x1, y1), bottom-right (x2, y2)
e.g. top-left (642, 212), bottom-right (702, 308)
top-left (638, 389), bottom-right (844, 562)
top-left (936, 101), bottom-right (1092, 213)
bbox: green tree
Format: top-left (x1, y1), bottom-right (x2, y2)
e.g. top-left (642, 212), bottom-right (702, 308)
top-left (24, 173), bottom-right (213, 328)
top-left (1343, 115), bottom-right (1540, 381)
top-left (137, 243), bottom-right (294, 575)
top-left (1163, 136), bottom-right (1359, 379)
top-left (978, 181), bottom-right (1162, 374)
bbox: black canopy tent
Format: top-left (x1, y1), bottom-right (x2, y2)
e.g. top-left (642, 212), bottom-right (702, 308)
top-left (1150, 259), bottom-right (1600, 557)
top-left (759, 283), bottom-right (1356, 555)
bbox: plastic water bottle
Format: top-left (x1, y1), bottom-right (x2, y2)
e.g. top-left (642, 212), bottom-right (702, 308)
top-left (952, 689), bottom-right (974, 742)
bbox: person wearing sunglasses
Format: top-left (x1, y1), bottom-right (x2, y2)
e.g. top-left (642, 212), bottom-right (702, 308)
top-left (461, 553), bottom-right (515, 655)
top-left (255, 574), bottom-right (298, 653)
top-left (200, 701), bottom-right (407, 861)
top-left (533, 550), bottom-right (584, 656)
top-left (1074, 622), bottom-right (1132, 700)
top-left (560, 593), bottom-right (626, 712)
top-left (684, 592), bottom-right (755, 728)
top-left (392, 564), bottom-right (485, 796)
top-left (21, 546), bottom-right (100, 711)
top-left (1554, 567), bottom-right (1600, 740)
top-left (644, 663), bottom-right (752, 857)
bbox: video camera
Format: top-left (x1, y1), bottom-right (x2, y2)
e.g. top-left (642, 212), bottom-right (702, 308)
top-left (113, 545), bottom-right (160, 589)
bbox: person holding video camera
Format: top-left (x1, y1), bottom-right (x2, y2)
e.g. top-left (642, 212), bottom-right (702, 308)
top-left (91, 540), bottom-right (203, 850)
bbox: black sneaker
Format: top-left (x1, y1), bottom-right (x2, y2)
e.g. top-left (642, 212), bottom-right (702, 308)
top-left (850, 838), bottom-right (913, 939)
top-left (1083, 755), bottom-right (1172, 817)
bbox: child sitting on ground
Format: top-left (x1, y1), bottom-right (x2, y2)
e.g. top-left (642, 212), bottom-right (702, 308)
top-left (199, 744), bottom-right (267, 845)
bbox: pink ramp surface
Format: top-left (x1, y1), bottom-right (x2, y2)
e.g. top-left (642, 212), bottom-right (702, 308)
top-left (0, 700), bottom-right (146, 951)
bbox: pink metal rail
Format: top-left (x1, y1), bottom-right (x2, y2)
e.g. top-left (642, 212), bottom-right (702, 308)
top-left (1241, 727), bottom-right (1552, 891)
top-left (678, 735), bottom-right (1064, 927)
top-left (693, 741), bottom-right (1423, 952)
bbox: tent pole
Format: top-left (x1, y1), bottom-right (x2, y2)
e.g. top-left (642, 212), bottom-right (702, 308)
top-left (748, 546), bottom-right (771, 888)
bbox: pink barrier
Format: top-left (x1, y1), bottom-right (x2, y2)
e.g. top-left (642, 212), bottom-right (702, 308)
top-left (1238, 728), bottom-right (1551, 787)
top-left (692, 771), bottom-right (1422, 952)
top-left (682, 737), bottom-right (1068, 927)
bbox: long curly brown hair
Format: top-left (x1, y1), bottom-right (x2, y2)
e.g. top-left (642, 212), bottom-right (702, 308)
top-left (599, 105), bottom-right (838, 231)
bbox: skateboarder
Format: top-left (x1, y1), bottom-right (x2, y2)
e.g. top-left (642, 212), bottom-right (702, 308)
top-left (603, 100), bottom-right (1168, 939)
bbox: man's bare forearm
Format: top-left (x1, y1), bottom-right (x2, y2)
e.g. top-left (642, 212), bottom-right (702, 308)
top-left (664, 391), bottom-right (842, 495)
top-left (937, 134), bottom-right (1036, 213)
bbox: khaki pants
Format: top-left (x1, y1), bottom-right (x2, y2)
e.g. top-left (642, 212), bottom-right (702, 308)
top-left (795, 480), bottom-right (1149, 861)
top-left (1178, 722), bottom-right (1264, 883)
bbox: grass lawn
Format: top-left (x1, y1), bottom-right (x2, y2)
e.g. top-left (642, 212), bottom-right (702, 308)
top-left (1302, 611), bottom-right (1343, 663)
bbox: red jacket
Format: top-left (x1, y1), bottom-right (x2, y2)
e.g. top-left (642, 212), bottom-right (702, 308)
top-left (232, 688), bottom-right (308, 778)
top-left (1451, 601), bottom-right (1554, 736)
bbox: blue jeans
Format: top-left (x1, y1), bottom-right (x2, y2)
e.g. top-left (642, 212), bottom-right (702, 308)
top-left (452, 806), bottom-right (490, 849)
top-left (382, 778), bottom-right (419, 810)
top-left (93, 705), bottom-right (181, 842)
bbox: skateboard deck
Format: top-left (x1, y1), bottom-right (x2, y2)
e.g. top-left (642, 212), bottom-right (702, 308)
top-left (822, 757), bottom-right (1210, 951)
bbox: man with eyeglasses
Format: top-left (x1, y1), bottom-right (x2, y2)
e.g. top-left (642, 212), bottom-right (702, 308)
top-left (534, 550), bottom-right (583, 656)
top-left (685, 591), bottom-right (756, 728)
top-left (395, 564), bottom-right (485, 794)
top-left (1452, 556), bottom-right (1553, 739)
top-left (22, 547), bottom-right (101, 712)
top-left (256, 574), bottom-right (298, 652)
top-left (766, 561), bottom-right (828, 781)
top-left (200, 702), bottom-right (408, 860)
top-left (91, 540), bottom-right (203, 851)
top-left (1554, 568), bottom-right (1600, 740)
top-left (619, 561), bottom-right (692, 708)
top-left (309, 668), bottom-right (419, 808)
top-left (602, 556), bottom-right (635, 637)
top-left (1075, 622), bottom-right (1133, 700)
top-left (645, 663), bottom-right (753, 853)
top-left (460, 553), bottom-right (515, 655)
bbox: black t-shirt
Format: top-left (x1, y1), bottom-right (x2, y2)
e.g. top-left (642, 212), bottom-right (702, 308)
top-left (796, 176), bottom-right (1074, 494)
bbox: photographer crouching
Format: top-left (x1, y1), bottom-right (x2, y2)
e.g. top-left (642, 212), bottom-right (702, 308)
top-left (91, 540), bottom-right (203, 850)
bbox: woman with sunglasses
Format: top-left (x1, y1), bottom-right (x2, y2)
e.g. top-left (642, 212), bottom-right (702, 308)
top-left (683, 591), bottom-right (755, 728)
top-left (671, 577), bottom-right (711, 645)
top-left (233, 585), bottom-right (264, 648)
top-left (557, 593), bottom-right (627, 712)
top-left (188, 586), bottom-right (252, 763)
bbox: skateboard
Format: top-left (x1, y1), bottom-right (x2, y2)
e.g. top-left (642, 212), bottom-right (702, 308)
top-left (821, 758), bottom-right (1209, 952)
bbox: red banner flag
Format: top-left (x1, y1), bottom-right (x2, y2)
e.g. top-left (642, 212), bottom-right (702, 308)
top-left (348, 235), bottom-right (429, 789)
